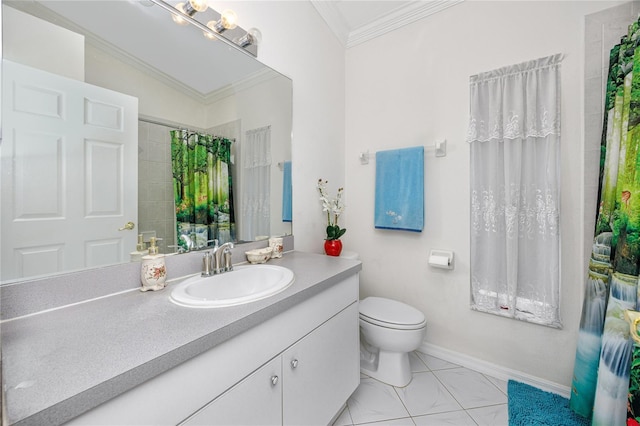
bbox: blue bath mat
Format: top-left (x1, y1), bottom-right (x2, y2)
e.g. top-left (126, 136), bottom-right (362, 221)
top-left (508, 380), bottom-right (589, 426)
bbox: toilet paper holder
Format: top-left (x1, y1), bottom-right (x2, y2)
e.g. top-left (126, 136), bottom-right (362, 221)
top-left (428, 249), bottom-right (454, 270)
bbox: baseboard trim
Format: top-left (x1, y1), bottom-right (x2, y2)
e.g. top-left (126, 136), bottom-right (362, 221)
top-left (418, 341), bottom-right (571, 398)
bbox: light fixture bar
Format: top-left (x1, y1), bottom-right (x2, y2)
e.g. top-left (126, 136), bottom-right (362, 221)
top-left (150, 0), bottom-right (259, 57)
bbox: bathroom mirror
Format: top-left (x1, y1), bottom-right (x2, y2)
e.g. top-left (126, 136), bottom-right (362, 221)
top-left (0, 0), bottom-right (293, 283)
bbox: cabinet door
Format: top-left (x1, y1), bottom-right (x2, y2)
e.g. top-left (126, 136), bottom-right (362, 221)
top-left (282, 302), bottom-right (360, 425)
top-left (182, 356), bottom-right (282, 426)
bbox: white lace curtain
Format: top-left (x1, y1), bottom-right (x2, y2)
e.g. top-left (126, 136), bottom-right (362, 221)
top-left (241, 125), bottom-right (271, 241)
top-left (468, 54), bottom-right (563, 327)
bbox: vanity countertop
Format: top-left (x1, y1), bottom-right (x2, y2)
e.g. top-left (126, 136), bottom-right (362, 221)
top-left (1, 251), bottom-right (362, 426)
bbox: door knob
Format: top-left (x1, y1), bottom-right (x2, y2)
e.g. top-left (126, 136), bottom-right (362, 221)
top-left (291, 359), bottom-right (299, 369)
top-left (270, 375), bottom-right (279, 386)
top-left (118, 221), bottom-right (135, 231)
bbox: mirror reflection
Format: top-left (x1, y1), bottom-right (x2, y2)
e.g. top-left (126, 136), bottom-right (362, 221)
top-left (1, 0), bottom-right (293, 283)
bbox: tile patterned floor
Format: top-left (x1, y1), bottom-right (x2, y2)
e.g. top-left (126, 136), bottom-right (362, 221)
top-left (333, 351), bottom-right (508, 426)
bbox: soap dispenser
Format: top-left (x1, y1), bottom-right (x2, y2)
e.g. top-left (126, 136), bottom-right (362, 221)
top-left (130, 234), bottom-right (149, 262)
top-left (140, 237), bottom-right (166, 292)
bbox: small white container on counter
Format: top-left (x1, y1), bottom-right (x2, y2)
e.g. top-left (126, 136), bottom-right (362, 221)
top-left (245, 247), bottom-right (273, 264)
top-left (269, 237), bottom-right (284, 258)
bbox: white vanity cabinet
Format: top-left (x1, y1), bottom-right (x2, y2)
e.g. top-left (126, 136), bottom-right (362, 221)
top-left (66, 273), bottom-right (360, 426)
top-left (183, 302), bottom-right (359, 426)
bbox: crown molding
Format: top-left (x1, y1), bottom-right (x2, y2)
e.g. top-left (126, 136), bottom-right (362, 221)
top-left (204, 68), bottom-right (280, 104)
top-left (347, 0), bottom-right (464, 48)
top-left (310, 0), bottom-right (351, 47)
top-left (312, 0), bottom-right (464, 49)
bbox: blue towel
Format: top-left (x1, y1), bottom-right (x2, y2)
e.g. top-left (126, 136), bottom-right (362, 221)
top-left (282, 161), bottom-right (292, 222)
top-left (375, 146), bottom-right (424, 232)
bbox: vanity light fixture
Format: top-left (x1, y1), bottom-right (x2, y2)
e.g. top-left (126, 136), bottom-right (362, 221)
top-left (207, 9), bottom-right (238, 34)
top-left (235, 28), bottom-right (262, 47)
top-left (161, 0), bottom-right (261, 56)
top-left (171, 0), bottom-right (208, 25)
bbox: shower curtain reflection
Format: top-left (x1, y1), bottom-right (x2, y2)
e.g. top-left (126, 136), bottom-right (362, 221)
top-left (171, 130), bottom-right (236, 250)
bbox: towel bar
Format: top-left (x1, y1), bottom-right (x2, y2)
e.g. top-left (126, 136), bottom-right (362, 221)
top-left (359, 139), bottom-right (446, 165)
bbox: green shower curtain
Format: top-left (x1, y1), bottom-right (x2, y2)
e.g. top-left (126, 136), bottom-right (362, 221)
top-left (570, 18), bottom-right (640, 425)
top-left (171, 130), bottom-right (235, 250)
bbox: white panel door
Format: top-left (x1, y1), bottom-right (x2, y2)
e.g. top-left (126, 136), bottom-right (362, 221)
top-left (1, 60), bottom-right (138, 281)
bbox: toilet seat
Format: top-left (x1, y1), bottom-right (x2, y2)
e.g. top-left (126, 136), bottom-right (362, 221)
top-left (359, 297), bottom-right (426, 330)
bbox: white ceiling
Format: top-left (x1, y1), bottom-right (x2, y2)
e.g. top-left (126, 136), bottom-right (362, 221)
top-left (310, 0), bottom-right (464, 48)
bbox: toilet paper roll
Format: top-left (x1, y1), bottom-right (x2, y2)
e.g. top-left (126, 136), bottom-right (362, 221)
top-left (429, 255), bottom-right (450, 268)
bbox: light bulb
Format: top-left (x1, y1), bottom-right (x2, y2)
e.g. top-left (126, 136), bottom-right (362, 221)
top-left (248, 28), bottom-right (262, 45)
top-left (171, 2), bottom-right (189, 25)
top-left (236, 28), bottom-right (262, 48)
top-left (220, 10), bottom-right (238, 30)
top-left (212, 9), bottom-right (238, 33)
top-left (175, 0), bottom-right (208, 17)
top-left (204, 21), bottom-right (219, 40)
top-left (188, 0), bottom-right (208, 13)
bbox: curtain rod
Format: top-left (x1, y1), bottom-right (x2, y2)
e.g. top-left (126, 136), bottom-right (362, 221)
top-left (138, 116), bottom-right (235, 142)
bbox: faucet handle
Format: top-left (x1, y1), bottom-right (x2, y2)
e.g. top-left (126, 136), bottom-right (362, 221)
top-left (202, 251), bottom-right (213, 276)
top-left (223, 247), bottom-right (233, 272)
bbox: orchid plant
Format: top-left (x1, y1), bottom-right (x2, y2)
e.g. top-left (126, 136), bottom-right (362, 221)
top-left (317, 179), bottom-right (346, 241)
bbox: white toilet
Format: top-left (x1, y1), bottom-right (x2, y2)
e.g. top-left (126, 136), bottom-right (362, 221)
top-left (339, 251), bottom-right (427, 387)
top-left (359, 297), bottom-right (427, 387)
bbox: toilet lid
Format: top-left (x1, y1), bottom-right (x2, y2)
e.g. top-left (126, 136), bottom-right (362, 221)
top-left (359, 297), bottom-right (426, 328)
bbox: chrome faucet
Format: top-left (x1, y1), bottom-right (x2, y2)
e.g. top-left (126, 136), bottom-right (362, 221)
top-left (213, 242), bottom-right (234, 274)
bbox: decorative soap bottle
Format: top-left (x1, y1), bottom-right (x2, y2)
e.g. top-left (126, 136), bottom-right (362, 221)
top-left (140, 237), bottom-right (166, 292)
top-left (130, 234), bottom-right (148, 262)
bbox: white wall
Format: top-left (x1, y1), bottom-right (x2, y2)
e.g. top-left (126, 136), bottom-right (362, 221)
top-left (208, 1), bottom-right (347, 253)
top-left (3, 5), bottom-right (84, 80)
top-left (85, 43), bottom-right (208, 128)
top-left (344, 1), bottom-right (625, 387)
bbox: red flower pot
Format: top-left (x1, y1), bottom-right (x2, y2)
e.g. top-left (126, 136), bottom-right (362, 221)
top-left (324, 239), bottom-right (343, 256)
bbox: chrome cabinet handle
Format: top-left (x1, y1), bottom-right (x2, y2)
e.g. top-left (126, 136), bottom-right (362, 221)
top-left (118, 222), bottom-right (135, 231)
top-left (271, 375), bottom-right (279, 386)
top-left (291, 359), bottom-right (298, 369)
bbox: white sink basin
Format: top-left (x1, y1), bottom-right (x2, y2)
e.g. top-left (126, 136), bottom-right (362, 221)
top-left (169, 264), bottom-right (295, 308)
